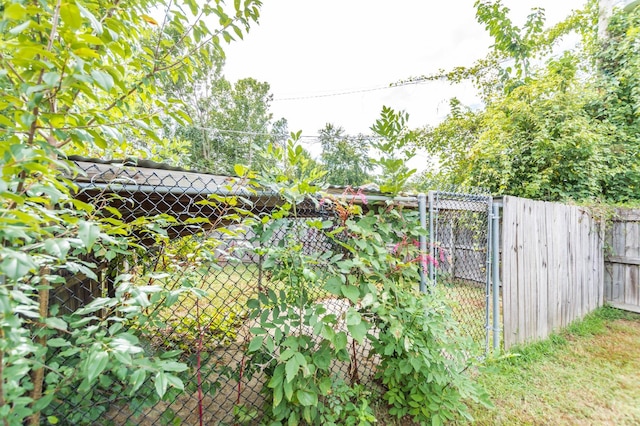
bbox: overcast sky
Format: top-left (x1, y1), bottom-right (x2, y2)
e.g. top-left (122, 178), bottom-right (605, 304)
top-left (222, 0), bottom-right (587, 165)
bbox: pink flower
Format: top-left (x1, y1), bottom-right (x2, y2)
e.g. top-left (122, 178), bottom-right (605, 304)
top-left (390, 242), bottom-right (401, 254)
top-left (356, 189), bottom-right (368, 205)
top-left (417, 254), bottom-right (439, 272)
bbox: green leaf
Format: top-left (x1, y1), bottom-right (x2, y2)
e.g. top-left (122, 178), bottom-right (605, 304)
top-left (345, 308), bottom-right (361, 326)
top-left (296, 389), bottom-right (317, 407)
top-left (312, 347), bottom-right (331, 370)
top-left (155, 371), bottom-right (168, 398)
top-left (341, 285), bottom-right (360, 303)
top-left (129, 369), bottom-right (147, 395)
top-left (165, 373), bottom-right (184, 392)
top-left (110, 349), bottom-right (131, 366)
top-left (9, 19), bottom-right (31, 35)
top-left (1, 250), bottom-right (36, 280)
top-left (334, 332), bottom-right (348, 351)
top-left (248, 335), bottom-right (263, 352)
top-left (234, 164), bottom-right (248, 176)
top-left (86, 350), bottom-right (109, 384)
top-left (159, 360), bottom-right (187, 372)
top-left (348, 321), bottom-right (368, 344)
top-left (47, 338), bottom-right (70, 348)
top-left (60, 3), bottom-right (83, 30)
top-left (4, 3), bottom-right (26, 20)
top-left (285, 356), bottom-right (298, 383)
top-left (78, 221), bottom-right (100, 250)
top-left (91, 70), bottom-right (114, 92)
top-left (324, 276), bottom-right (342, 295)
top-left (77, 3), bottom-right (103, 34)
top-left (432, 413), bottom-right (443, 426)
top-left (47, 416), bottom-right (59, 425)
top-left (45, 317), bottom-right (68, 331)
top-left (44, 238), bottom-right (70, 259)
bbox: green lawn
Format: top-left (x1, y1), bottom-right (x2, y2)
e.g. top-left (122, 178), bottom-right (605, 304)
top-left (465, 306), bottom-right (640, 425)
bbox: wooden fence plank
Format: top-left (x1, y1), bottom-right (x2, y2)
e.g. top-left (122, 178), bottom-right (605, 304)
top-left (517, 197), bottom-right (527, 345)
top-left (604, 211), bottom-right (640, 312)
top-left (607, 255), bottom-right (640, 265)
top-left (501, 197), bottom-right (604, 349)
top-left (627, 222), bottom-right (639, 307)
top-left (538, 201), bottom-right (549, 341)
top-left (612, 222), bottom-right (626, 302)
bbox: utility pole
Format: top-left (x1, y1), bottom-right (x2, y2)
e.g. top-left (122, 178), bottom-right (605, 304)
top-left (598, 0), bottom-right (614, 38)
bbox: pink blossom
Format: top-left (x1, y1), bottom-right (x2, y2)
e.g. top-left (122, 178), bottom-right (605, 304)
top-left (356, 189), bottom-right (368, 205)
top-left (417, 254), bottom-right (439, 272)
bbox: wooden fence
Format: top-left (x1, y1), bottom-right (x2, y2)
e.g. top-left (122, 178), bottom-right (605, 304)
top-left (605, 209), bottom-right (640, 312)
top-left (501, 196), bottom-right (604, 349)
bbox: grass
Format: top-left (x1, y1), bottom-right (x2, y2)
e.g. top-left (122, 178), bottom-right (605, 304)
top-left (464, 306), bottom-right (640, 425)
top-left (439, 278), bottom-right (494, 351)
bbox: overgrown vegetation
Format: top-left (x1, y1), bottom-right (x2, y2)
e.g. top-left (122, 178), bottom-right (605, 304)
top-left (0, 0), bottom-right (262, 423)
top-left (240, 122), bottom-right (490, 425)
top-left (7, 0), bottom-right (634, 424)
top-left (414, 0), bottom-right (640, 203)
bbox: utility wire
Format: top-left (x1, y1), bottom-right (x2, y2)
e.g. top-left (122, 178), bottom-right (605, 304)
top-left (191, 125), bottom-right (388, 141)
top-left (272, 80), bottom-right (427, 102)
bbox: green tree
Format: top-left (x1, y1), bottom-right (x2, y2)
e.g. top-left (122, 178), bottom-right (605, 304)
top-left (466, 55), bottom-right (607, 199)
top-left (414, 0), bottom-right (640, 202)
top-left (318, 124), bottom-right (372, 186)
top-left (0, 0), bottom-right (261, 423)
top-left (161, 59), bottom-right (279, 174)
top-left (592, 5), bottom-right (640, 202)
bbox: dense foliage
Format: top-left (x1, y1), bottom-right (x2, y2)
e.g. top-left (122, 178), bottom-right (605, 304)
top-left (160, 55), bottom-right (285, 174)
top-left (318, 124), bottom-right (372, 187)
top-left (0, 0), bottom-right (262, 423)
top-left (244, 128), bottom-right (490, 425)
top-left (418, 0), bottom-right (640, 202)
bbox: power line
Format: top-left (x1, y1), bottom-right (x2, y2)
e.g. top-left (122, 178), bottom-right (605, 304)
top-left (272, 80), bottom-right (428, 102)
top-left (191, 125), bottom-right (387, 141)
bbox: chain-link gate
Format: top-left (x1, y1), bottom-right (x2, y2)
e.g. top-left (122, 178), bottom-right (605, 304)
top-left (427, 190), bottom-right (493, 354)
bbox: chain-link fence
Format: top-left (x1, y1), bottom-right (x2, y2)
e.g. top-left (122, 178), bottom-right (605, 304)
top-left (46, 159), bottom-right (495, 424)
top-left (46, 158), bottom-right (382, 424)
top-left (429, 189), bottom-right (493, 350)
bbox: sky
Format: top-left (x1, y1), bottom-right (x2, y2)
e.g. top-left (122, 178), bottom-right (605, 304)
top-left (222, 0), bottom-right (588, 162)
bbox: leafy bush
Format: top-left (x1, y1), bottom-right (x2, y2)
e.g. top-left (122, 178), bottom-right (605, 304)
top-left (243, 127), bottom-right (491, 425)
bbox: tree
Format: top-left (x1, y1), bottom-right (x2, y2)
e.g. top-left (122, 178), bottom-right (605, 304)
top-left (155, 44), bottom-right (285, 175)
top-left (414, 0), bottom-right (640, 202)
top-left (165, 71), bottom-right (280, 174)
top-left (370, 107), bottom-right (419, 194)
top-left (0, 0), bottom-right (261, 423)
top-left (318, 124), bottom-right (372, 186)
top-left (592, 5), bottom-right (640, 202)
top-left (462, 54), bottom-right (608, 199)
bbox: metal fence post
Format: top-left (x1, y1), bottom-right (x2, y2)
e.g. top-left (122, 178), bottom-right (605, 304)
top-left (484, 198), bottom-right (493, 354)
top-left (428, 190), bottom-right (435, 284)
top-left (418, 193), bottom-right (427, 293)
top-left (492, 202), bottom-right (501, 351)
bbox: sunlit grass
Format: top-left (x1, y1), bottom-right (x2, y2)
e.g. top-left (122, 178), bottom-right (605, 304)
top-left (464, 306), bottom-right (640, 425)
